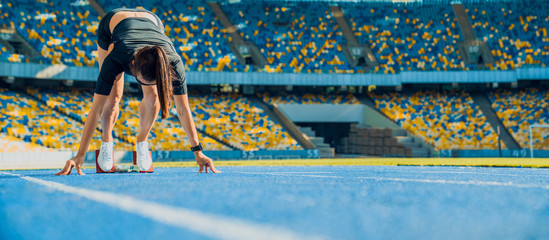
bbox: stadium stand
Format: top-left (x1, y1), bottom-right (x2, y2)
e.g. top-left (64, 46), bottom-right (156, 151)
top-left (25, 87), bottom-right (298, 151)
top-left (0, 1), bottom-right (11, 29)
top-left (2, 0), bottom-right (548, 72)
top-left (0, 88), bottom-right (134, 151)
top-left (27, 87), bottom-right (93, 123)
top-left (342, 2), bottom-right (469, 72)
top-left (26, 87), bottom-right (230, 151)
top-left (466, 0), bottom-right (549, 70)
top-left (369, 90), bottom-right (501, 150)
top-left (0, 3), bottom-right (18, 63)
top-left (0, 132), bottom-right (53, 152)
top-left (190, 93), bottom-right (302, 151)
top-left (0, 47), bottom-right (26, 63)
top-left (220, 1), bottom-right (349, 73)
top-left (5, 0), bottom-right (100, 66)
top-left (260, 92), bottom-right (360, 105)
top-left (116, 94), bottom-right (231, 151)
top-left (489, 88), bottom-right (549, 150)
top-left (0, 47), bottom-right (27, 63)
top-left (0, 3), bottom-right (26, 63)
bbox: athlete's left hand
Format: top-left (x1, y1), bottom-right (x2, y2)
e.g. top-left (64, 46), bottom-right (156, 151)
top-left (195, 151), bottom-right (221, 173)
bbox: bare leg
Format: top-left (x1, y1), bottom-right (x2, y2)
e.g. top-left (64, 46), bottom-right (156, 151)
top-left (137, 85), bottom-right (160, 143)
top-left (100, 73), bottom-right (124, 142)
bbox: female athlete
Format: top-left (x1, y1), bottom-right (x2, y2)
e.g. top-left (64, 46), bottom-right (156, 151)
top-left (55, 8), bottom-right (219, 175)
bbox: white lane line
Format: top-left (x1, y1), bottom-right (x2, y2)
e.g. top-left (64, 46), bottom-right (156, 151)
top-left (237, 172), bottom-right (343, 179)
top-left (262, 172), bottom-right (335, 174)
top-left (1, 172), bottom-right (324, 240)
top-left (407, 170), bottom-right (549, 177)
top-left (357, 176), bottom-right (549, 189)
top-left (238, 172), bottom-right (549, 189)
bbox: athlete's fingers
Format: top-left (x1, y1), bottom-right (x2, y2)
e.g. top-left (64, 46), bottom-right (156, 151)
top-left (54, 168), bottom-right (67, 176)
top-left (55, 160), bottom-right (70, 175)
top-left (198, 163), bottom-right (204, 173)
top-left (55, 160), bottom-right (74, 176)
top-left (54, 167), bottom-right (66, 176)
top-left (66, 160), bottom-right (74, 175)
top-left (75, 163), bottom-right (85, 175)
top-left (209, 160), bottom-right (221, 173)
top-left (205, 163), bottom-right (209, 173)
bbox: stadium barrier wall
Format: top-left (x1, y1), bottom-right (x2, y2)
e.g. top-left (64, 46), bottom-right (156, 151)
top-left (439, 149), bottom-right (549, 158)
top-left (2, 62), bottom-right (548, 86)
top-left (82, 149), bottom-right (321, 163)
top-left (278, 104), bottom-right (364, 124)
top-left (0, 151), bottom-right (75, 170)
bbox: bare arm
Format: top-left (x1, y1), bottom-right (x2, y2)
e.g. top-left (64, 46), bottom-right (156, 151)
top-left (74, 94), bottom-right (108, 156)
top-left (173, 94), bottom-right (220, 173)
top-left (73, 44), bottom-right (113, 155)
top-left (173, 94), bottom-right (200, 146)
top-left (55, 45), bottom-right (112, 175)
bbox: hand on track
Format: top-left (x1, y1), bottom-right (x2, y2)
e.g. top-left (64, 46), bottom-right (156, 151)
top-left (195, 152), bottom-right (221, 173)
top-left (55, 156), bottom-right (85, 175)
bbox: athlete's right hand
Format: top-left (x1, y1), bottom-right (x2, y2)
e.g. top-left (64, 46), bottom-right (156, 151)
top-left (55, 155), bottom-right (85, 175)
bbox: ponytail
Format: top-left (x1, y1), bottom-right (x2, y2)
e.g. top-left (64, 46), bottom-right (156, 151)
top-left (131, 45), bottom-right (174, 120)
top-left (153, 46), bottom-right (173, 119)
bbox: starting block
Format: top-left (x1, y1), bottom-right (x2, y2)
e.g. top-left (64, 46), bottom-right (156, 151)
top-left (95, 150), bottom-right (154, 173)
top-left (132, 151), bottom-right (154, 173)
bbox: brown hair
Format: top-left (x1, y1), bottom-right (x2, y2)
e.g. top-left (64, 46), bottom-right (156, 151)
top-left (130, 45), bottom-right (173, 119)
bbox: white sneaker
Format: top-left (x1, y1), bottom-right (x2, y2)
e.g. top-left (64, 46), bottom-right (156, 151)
top-left (136, 141), bottom-right (152, 171)
top-left (98, 142), bottom-right (114, 172)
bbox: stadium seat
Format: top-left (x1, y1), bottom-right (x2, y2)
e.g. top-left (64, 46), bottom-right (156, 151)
top-left (190, 93), bottom-right (302, 151)
top-left (2, 0), bottom-right (547, 72)
top-left (0, 132), bottom-right (53, 152)
top-left (221, 1), bottom-right (350, 73)
top-left (488, 88), bottom-right (549, 149)
top-left (0, 88), bottom-right (133, 151)
top-left (369, 90), bottom-right (501, 150)
top-left (6, 0), bottom-right (100, 66)
top-left (116, 93), bottom-right (231, 151)
top-left (26, 87), bottom-right (231, 151)
top-left (260, 92), bottom-right (360, 105)
top-left (466, 0), bottom-right (549, 70)
top-left (97, 0), bottom-right (241, 72)
top-left (20, 87), bottom-right (302, 151)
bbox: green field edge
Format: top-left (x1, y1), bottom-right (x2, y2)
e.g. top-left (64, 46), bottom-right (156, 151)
top-left (4, 158), bottom-right (549, 171)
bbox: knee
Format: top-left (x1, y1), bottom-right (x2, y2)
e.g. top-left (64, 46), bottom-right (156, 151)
top-left (104, 98), bottom-right (121, 113)
top-left (143, 94), bottom-right (160, 109)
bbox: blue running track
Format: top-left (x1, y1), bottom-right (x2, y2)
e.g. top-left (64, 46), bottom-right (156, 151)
top-left (1, 166), bottom-right (549, 240)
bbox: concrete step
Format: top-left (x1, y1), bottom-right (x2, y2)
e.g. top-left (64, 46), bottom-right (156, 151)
top-left (411, 147), bottom-right (429, 157)
top-left (315, 143), bottom-right (331, 148)
top-left (319, 147), bottom-right (335, 158)
top-left (390, 129), bottom-right (408, 137)
top-left (300, 126), bottom-right (312, 131)
top-left (403, 141), bottom-right (422, 148)
top-left (309, 137), bottom-right (325, 145)
top-left (395, 136), bottom-right (413, 143)
top-left (299, 127), bottom-right (316, 137)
